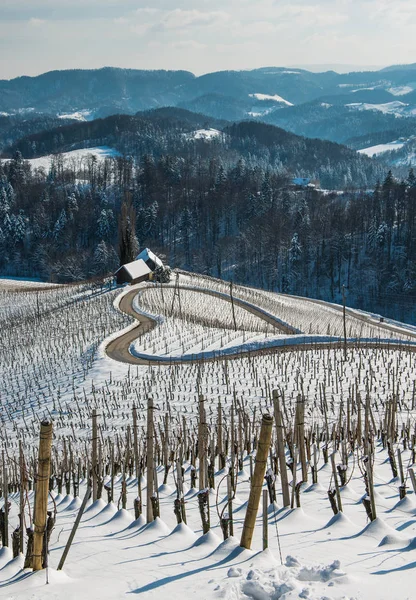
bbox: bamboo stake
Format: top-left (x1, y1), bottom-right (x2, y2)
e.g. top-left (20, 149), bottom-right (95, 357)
top-left (33, 420), bottom-right (53, 571)
top-left (133, 404), bottom-right (141, 508)
top-left (273, 392), bottom-right (290, 507)
top-left (218, 401), bottom-right (224, 470)
top-left (408, 468), bottom-right (416, 494)
top-left (366, 457), bottom-right (377, 521)
top-left (57, 484), bottom-right (91, 571)
top-left (146, 398), bottom-right (154, 523)
top-left (19, 441), bottom-right (24, 554)
top-left (297, 397), bottom-right (307, 483)
top-left (227, 472), bottom-right (234, 537)
top-left (2, 451), bottom-right (8, 548)
top-left (330, 453), bottom-right (343, 513)
top-left (240, 414), bottom-right (273, 550)
top-left (198, 396), bottom-right (207, 490)
top-left (262, 489), bottom-right (268, 550)
top-left (92, 409), bottom-right (98, 502)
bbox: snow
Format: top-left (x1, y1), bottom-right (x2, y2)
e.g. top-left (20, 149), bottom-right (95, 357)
top-left (135, 247), bottom-right (164, 269)
top-left (1, 146), bottom-right (122, 172)
top-left (3, 443), bottom-right (416, 599)
top-left (57, 109), bottom-right (94, 121)
top-left (358, 140), bottom-right (406, 156)
top-left (0, 276), bottom-right (58, 289)
top-left (249, 93), bottom-right (293, 106)
top-left (185, 129), bottom-right (223, 140)
top-left (351, 86), bottom-right (376, 92)
top-left (388, 85), bottom-right (414, 96)
top-left (3, 271), bottom-right (416, 599)
top-left (346, 101), bottom-right (409, 116)
top-left (115, 258), bottom-right (151, 281)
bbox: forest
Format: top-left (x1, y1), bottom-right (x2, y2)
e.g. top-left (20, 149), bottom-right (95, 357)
top-left (1, 119), bottom-right (416, 323)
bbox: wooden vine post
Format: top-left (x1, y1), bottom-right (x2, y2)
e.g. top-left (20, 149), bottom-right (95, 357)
top-left (366, 455), bottom-right (377, 521)
top-left (198, 396), bottom-right (207, 490)
top-left (330, 453), bottom-right (343, 513)
top-left (57, 484), bottom-right (91, 571)
top-left (240, 414), bottom-right (273, 550)
top-left (92, 409), bottom-right (98, 502)
top-left (146, 397), bottom-right (155, 523)
top-left (230, 281), bottom-right (237, 331)
top-left (262, 489), bottom-right (268, 550)
top-left (19, 440), bottom-right (25, 553)
top-left (133, 404), bottom-right (142, 515)
top-left (342, 285), bottom-right (347, 360)
top-left (33, 420), bottom-right (53, 571)
top-left (296, 397), bottom-right (307, 483)
top-left (273, 391), bottom-right (290, 507)
top-left (2, 450), bottom-right (8, 548)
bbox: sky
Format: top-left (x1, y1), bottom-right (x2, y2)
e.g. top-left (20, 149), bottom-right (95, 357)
top-left (0, 0), bottom-right (415, 79)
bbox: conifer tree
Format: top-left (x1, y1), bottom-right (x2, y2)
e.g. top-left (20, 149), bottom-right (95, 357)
top-left (118, 198), bottom-right (139, 266)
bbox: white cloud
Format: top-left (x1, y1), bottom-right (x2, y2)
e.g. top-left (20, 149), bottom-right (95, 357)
top-left (369, 0), bottom-right (416, 27)
top-left (172, 40), bottom-right (207, 49)
top-left (28, 17), bottom-right (46, 26)
top-left (0, 0), bottom-right (414, 79)
top-left (160, 9), bottom-right (229, 31)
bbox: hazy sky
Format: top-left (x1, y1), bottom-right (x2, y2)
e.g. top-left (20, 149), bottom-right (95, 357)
top-left (0, 0), bottom-right (414, 79)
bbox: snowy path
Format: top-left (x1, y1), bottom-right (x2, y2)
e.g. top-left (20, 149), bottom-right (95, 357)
top-left (105, 284), bottom-right (416, 365)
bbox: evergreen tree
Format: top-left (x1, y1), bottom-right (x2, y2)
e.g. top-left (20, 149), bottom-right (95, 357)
top-left (118, 200), bottom-right (139, 266)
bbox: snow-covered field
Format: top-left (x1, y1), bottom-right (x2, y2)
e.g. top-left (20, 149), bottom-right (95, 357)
top-left (249, 93), bottom-right (293, 106)
top-left (0, 277), bottom-right (58, 290)
top-left (57, 109), bottom-right (94, 121)
top-left (358, 141), bottom-right (406, 157)
top-left (1, 272), bottom-right (416, 599)
top-left (1, 146), bottom-right (121, 172)
top-left (346, 101), bottom-right (412, 117)
top-left (185, 129), bottom-right (223, 140)
top-left (3, 441), bottom-right (416, 600)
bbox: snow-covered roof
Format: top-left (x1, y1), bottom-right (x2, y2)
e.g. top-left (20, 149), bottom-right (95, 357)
top-left (115, 259), bottom-right (151, 280)
top-left (136, 248), bottom-right (164, 270)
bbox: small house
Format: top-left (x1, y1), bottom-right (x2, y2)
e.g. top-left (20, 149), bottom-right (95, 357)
top-left (291, 177), bottom-right (320, 189)
top-left (115, 258), bottom-right (152, 285)
top-left (136, 248), bottom-right (164, 271)
top-left (292, 177), bottom-right (311, 187)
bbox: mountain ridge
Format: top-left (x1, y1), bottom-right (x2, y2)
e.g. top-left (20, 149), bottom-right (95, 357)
top-left (3, 64), bottom-right (416, 165)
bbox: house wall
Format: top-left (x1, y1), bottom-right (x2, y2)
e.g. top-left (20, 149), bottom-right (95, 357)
top-left (116, 268), bottom-right (130, 285)
top-left (131, 274), bottom-right (150, 285)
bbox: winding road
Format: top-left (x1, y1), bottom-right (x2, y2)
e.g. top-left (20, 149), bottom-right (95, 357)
top-left (105, 284), bottom-right (416, 366)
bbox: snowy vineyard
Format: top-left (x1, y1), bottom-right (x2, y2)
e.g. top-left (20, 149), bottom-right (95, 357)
top-left (0, 273), bottom-right (416, 599)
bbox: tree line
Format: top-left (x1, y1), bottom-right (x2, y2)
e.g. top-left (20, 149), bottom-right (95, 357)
top-left (1, 143), bottom-right (415, 322)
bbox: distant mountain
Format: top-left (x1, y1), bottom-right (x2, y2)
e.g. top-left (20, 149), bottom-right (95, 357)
top-left (0, 113), bottom-right (77, 152)
top-left (135, 106), bottom-right (229, 130)
top-left (380, 63), bottom-right (416, 72)
top-left (0, 67), bottom-right (195, 114)
top-left (3, 64), bottom-right (416, 162)
top-left (262, 100), bottom-right (416, 145)
top-left (2, 64), bottom-right (416, 118)
top-left (2, 109), bottom-right (229, 158)
top-left (2, 109), bottom-right (393, 189)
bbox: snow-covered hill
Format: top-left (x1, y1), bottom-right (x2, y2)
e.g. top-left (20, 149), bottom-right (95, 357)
top-left (1, 273), bottom-right (416, 599)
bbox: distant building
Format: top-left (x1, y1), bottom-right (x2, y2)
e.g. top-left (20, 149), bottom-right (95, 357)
top-left (291, 177), bottom-right (320, 188)
top-left (292, 177), bottom-right (311, 187)
top-left (114, 248), bottom-right (166, 285)
top-left (136, 248), bottom-right (164, 271)
top-left (114, 258), bottom-right (152, 285)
